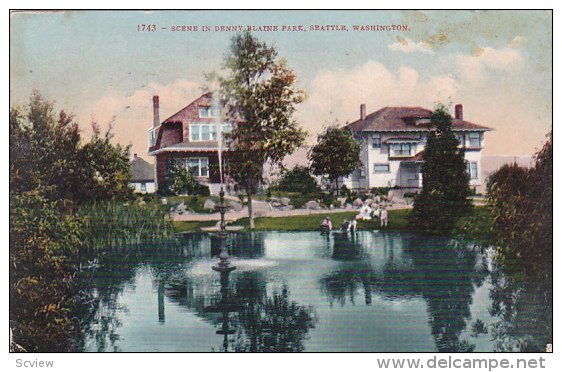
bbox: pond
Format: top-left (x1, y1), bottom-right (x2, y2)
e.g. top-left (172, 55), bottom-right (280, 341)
top-left (72, 231), bottom-right (551, 352)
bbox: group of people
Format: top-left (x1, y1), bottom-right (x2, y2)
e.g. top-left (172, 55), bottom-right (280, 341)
top-left (319, 207), bottom-right (388, 232)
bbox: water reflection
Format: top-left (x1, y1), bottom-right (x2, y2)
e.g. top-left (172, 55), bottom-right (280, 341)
top-left (72, 231), bottom-right (551, 352)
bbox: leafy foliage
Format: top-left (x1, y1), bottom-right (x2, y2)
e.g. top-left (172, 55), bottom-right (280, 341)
top-left (166, 162), bottom-right (199, 195)
top-left (9, 91), bottom-right (135, 351)
top-left (487, 132), bottom-right (552, 284)
top-left (309, 124), bottom-right (362, 194)
top-left (9, 190), bottom-right (85, 351)
top-left (275, 165), bottom-right (318, 194)
top-left (217, 31), bottom-right (306, 228)
top-left (410, 104), bottom-right (472, 234)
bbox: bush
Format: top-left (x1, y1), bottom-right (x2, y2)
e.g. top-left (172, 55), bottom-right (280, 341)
top-left (370, 187), bottom-right (391, 196)
top-left (10, 190), bottom-right (85, 351)
top-left (340, 184), bottom-right (351, 196)
top-left (196, 183), bottom-right (211, 197)
top-left (276, 165), bottom-right (319, 194)
top-left (487, 133), bottom-right (552, 282)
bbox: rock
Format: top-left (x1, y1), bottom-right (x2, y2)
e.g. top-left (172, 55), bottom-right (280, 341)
top-left (373, 195), bottom-right (381, 203)
top-left (161, 198), bottom-right (168, 205)
top-left (203, 199), bottom-right (216, 210)
top-left (353, 198), bottom-right (364, 207)
top-left (364, 198), bottom-right (374, 207)
top-left (305, 200), bottom-right (322, 210)
top-left (138, 199), bottom-right (146, 206)
top-left (175, 202), bottom-right (187, 215)
top-left (229, 201), bottom-right (243, 212)
top-left (280, 197), bottom-right (291, 206)
top-left (271, 201), bottom-right (282, 208)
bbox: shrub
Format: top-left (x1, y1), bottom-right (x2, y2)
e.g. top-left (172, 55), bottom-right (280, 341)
top-left (370, 187), bottom-right (391, 196)
top-left (276, 165), bottom-right (319, 194)
top-left (10, 190), bottom-right (85, 351)
top-left (487, 132), bottom-right (552, 283)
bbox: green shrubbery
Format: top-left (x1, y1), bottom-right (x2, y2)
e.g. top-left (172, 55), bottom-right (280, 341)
top-left (487, 133), bottom-right (552, 283)
top-left (9, 91), bottom-right (144, 351)
top-left (275, 165), bottom-right (319, 194)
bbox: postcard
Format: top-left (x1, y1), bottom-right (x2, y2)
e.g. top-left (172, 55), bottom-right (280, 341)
top-left (9, 9), bottom-right (552, 357)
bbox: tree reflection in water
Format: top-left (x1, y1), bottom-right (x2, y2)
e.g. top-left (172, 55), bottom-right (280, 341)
top-left (321, 233), bottom-right (487, 352)
top-left (166, 271), bottom-right (317, 352)
top-left (488, 269), bottom-right (552, 352)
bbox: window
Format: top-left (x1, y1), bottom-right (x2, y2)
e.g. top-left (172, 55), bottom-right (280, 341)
top-left (359, 168), bottom-right (366, 177)
top-left (198, 107), bottom-right (219, 118)
top-left (141, 182), bottom-right (147, 192)
top-left (148, 128), bottom-right (157, 147)
top-left (391, 143), bottom-right (414, 157)
top-left (374, 163), bottom-right (390, 173)
top-left (372, 133), bottom-right (381, 149)
top-left (190, 124), bottom-right (228, 141)
top-left (190, 125), bottom-right (200, 141)
top-left (466, 161), bottom-right (478, 179)
top-left (468, 132), bottom-right (481, 148)
top-left (188, 157), bottom-right (209, 177)
top-left (201, 125), bottom-right (210, 141)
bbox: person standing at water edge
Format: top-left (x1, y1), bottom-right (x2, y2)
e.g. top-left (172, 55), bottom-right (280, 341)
top-left (380, 208), bottom-right (388, 227)
top-left (321, 216), bottom-right (332, 231)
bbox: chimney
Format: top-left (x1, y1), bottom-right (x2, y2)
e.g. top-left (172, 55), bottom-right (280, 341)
top-left (360, 104), bottom-right (366, 120)
top-left (153, 95), bottom-right (160, 127)
top-left (134, 153), bottom-right (138, 159)
top-left (455, 104), bottom-right (463, 120)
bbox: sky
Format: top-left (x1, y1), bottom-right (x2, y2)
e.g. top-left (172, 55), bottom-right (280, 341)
top-left (10, 10), bottom-right (552, 164)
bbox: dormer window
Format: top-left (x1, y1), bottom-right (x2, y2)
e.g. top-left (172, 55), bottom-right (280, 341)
top-left (198, 107), bottom-right (219, 118)
top-left (190, 123), bottom-right (231, 142)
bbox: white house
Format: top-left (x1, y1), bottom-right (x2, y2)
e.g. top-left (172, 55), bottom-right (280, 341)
top-left (130, 154), bottom-right (156, 193)
top-left (341, 104), bottom-right (492, 191)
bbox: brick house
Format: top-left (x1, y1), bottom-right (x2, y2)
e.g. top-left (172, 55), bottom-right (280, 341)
top-left (147, 93), bottom-right (234, 195)
top-left (341, 103), bottom-right (492, 191)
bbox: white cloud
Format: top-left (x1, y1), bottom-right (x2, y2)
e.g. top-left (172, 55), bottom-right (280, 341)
top-left (295, 60), bottom-right (459, 147)
top-left (452, 44), bottom-right (524, 85)
top-left (388, 37), bottom-right (434, 55)
top-left (78, 79), bottom-right (203, 161)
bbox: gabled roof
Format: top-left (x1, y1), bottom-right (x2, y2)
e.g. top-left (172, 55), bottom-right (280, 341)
top-left (130, 156), bottom-right (155, 182)
top-left (162, 92), bottom-right (218, 125)
top-left (345, 106), bottom-right (492, 132)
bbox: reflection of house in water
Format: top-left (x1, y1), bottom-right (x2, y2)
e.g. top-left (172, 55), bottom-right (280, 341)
top-left (321, 233), bottom-right (486, 352)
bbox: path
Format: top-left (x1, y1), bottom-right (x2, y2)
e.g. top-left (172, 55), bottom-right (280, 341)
top-left (171, 199), bottom-right (412, 222)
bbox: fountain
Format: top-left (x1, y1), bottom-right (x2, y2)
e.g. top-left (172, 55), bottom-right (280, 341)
top-left (212, 187), bottom-right (236, 273)
top-left (212, 91), bottom-right (236, 274)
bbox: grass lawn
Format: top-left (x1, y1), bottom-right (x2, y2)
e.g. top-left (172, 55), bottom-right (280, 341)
top-left (172, 220), bottom-right (217, 233)
top-left (235, 209), bottom-right (412, 232)
top-left (171, 205), bottom-right (492, 241)
top-left (233, 206), bottom-right (492, 240)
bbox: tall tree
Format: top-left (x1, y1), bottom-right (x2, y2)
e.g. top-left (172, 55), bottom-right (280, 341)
top-left (218, 31), bottom-right (306, 228)
top-left (487, 132), bottom-right (552, 283)
top-left (309, 124), bottom-right (362, 195)
top-left (410, 104), bottom-right (472, 234)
